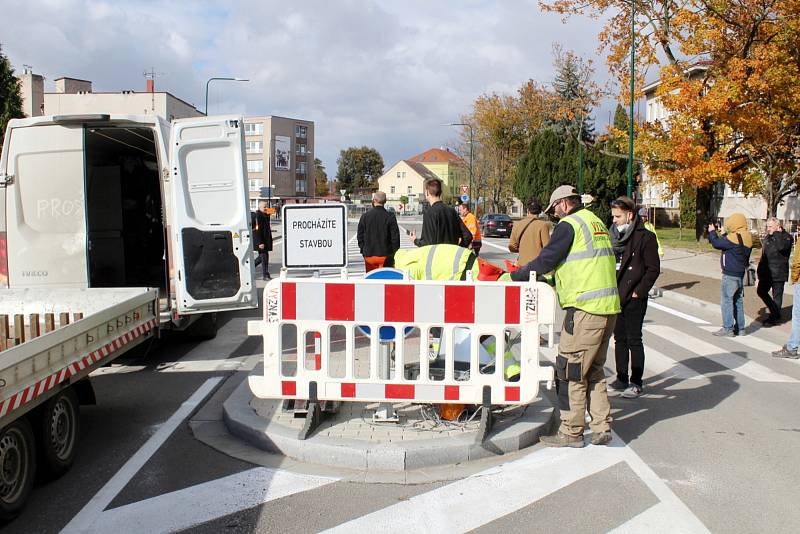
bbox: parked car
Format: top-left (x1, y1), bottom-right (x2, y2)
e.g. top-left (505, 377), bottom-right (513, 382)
top-left (480, 213), bottom-right (514, 237)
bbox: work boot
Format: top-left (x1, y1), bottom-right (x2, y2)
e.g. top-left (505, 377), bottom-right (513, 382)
top-left (591, 431), bottom-right (612, 446)
top-left (540, 431), bottom-right (584, 448)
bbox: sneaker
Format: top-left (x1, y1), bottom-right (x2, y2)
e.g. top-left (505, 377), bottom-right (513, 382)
top-left (539, 431), bottom-right (585, 448)
top-left (609, 379), bottom-right (629, 391)
top-left (591, 431), bottom-right (612, 446)
top-left (712, 328), bottom-right (735, 337)
top-left (771, 346), bottom-right (799, 359)
top-left (622, 384), bottom-right (643, 398)
top-left (263, 274), bottom-right (272, 281)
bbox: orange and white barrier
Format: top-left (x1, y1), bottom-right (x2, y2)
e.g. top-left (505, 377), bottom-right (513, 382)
top-left (248, 272), bottom-right (556, 405)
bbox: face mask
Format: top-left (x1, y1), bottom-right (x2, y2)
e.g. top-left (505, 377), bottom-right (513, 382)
top-left (616, 222), bottom-right (630, 233)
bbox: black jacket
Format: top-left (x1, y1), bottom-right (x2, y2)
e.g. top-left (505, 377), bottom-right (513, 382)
top-left (252, 211), bottom-right (273, 252)
top-left (414, 201), bottom-right (472, 248)
top-left (357, 205), bottom-right (401, 261)
top-left (616, 218), bottom-right (661, 304)
top-left (757, 229), bottom-right (793, 282)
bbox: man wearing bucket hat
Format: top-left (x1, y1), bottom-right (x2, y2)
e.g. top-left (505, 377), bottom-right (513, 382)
top-left (511, 185), bottom-right (620, 448)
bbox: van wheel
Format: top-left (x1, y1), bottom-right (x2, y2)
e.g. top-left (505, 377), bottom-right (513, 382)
top-left (0, 418), bottom-right (37, 521)
top-left (191, 313), bottom-right (218, 340)
top-left (38, 389), bottom-right (79, 479)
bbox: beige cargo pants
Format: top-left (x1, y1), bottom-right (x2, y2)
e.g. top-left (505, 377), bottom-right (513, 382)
top-left (555, 309), bottom-right (615, 437)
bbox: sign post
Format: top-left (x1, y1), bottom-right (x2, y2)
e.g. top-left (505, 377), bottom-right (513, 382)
top-left (282, 204), bottom-right (348, 269)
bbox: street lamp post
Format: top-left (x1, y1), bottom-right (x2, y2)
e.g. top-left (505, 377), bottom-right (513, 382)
top-left (445, 123), bottom-right (473, 209)
top-left (626, 1), bottom-right (636, 198)
top-left (204, 76), bottom-right (249, 115)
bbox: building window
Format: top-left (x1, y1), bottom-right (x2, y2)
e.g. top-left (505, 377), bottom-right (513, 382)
top-left (249, 179), bottom-right (263, 192)
top-left (390, 186), bottom-right (396, 194)
top-left (295, 125), bottom-right (307, 139)
top-left (246, 141), bottom-right (263, 154)
top-left (247, 160), bottom-right (264, 173)
top-left (244, 123), bottom-right (263, 136)
top-left (396, 171), bottom-right (401, 178)
top-left (295, 144), bottom-right (307, 155)
top-left (407, 185), bottom-right (413, 194)
top-left (297, 162), bottom-right (307, 175)
top-left (295, 179), bottom-right (307, 193)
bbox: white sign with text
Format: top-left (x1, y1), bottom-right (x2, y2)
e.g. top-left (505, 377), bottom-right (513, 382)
top-left (282, 204), bottom-right (348, 269)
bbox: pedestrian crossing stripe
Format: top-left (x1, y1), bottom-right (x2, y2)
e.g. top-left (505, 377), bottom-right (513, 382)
top-left (646, 325), bottom-right (798, 383)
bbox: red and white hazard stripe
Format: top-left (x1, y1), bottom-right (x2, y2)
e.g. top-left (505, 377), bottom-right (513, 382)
top-left (280, 281), bottom-right (522, 325)
top-left (280, 380), bottom-right (522, 404)
top-left (0, 319), bottom-right (157, 419)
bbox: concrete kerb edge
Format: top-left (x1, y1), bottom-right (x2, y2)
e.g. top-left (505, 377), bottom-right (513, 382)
top-left (223, 378), bottom-right (556, 472)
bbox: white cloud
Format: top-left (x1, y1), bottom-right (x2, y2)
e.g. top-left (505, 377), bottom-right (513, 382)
top-left (2, 0), bottom-right (612, 176)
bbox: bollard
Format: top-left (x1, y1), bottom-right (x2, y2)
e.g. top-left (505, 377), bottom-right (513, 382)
top-left (44, 313), bottom-right (56, 333)
top-left (29, 314), bottom-right (40, 339)
top-left (0, 315), bottom-right (8, 351)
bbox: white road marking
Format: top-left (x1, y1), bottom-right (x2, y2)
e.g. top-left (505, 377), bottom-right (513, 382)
top-left (698, 325), bottom-right (800, 365)
top-left (646, 325), bottom-right (798, 383)
top-left (62, 377), bottom-right (223, 534)
top-left (94, 467), bottom-right (338, 534)
top-left (610, 340), bottom-right (705, 382)
top-left (648, 301), bottom-right (710, 324)
top-left (323, 433), bottom-right (707, 533)
top-left (479, 238), bottom-right (511, 253)
top-left (155, 356), bottom-right (260, 373)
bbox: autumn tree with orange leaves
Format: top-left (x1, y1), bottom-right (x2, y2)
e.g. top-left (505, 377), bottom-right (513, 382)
top-left (542, 0), bottom-right (800, 235)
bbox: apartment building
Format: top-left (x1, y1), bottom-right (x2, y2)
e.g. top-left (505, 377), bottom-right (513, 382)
top-left (243, 116), bottom-right (315, 210)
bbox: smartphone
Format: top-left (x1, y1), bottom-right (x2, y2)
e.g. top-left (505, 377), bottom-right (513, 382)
top-left (405, 229), bottom-right (412, 236)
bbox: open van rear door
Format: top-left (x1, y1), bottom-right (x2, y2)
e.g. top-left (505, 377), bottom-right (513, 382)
top-left (169, 116), bottom-right (256, 314)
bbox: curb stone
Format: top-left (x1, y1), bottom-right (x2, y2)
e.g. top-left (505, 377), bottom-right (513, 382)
top-left (223, 378), bottom-right (556, 472)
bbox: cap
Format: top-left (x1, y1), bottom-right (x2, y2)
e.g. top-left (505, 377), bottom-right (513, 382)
top-left (545, 185), bottom-right (579, 214)
top-left (638, 207), bottom-right (648, 217)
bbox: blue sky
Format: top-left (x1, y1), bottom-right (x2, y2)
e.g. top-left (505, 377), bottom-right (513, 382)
top-left (2, 0), bottom-right (616, 175)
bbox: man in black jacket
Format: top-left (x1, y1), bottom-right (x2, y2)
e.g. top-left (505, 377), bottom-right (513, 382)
top-left (757, 217), bottom-right (793, 325)
top-left (410, 178), bottom-right (472, 248)
top-left (609, 197), bottom-right (660, 399)
top-left (357, 191), bottom-right (401, 272)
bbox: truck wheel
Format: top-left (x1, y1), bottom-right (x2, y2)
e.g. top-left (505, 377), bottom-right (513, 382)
top-left (0, 418), bottom-right (37, 521)
top-left (38, 388), bottom-right (79, 479)
top-left (190, 312), bottom-right (218, 340)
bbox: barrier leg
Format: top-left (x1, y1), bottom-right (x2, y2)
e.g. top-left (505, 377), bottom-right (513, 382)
top-left (474, 385), bottom-right (493, 445)
top-left (374, 341), bottom-right (399, 423)
top-left (298, 382), bottom-right (322, 440)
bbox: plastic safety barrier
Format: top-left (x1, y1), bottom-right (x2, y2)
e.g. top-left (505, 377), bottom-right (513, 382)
top-left (248, 271), bottom-right (556, 406)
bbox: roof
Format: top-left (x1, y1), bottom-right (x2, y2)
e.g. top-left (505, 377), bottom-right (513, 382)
top-left (54, 76), bottom-right (92, 83)
top-left (404, 160), bottom-right (440, 181)
top-left (643, 61), bottom-right (712, 95)
top-left (408, 147), bottom-right (464, 164)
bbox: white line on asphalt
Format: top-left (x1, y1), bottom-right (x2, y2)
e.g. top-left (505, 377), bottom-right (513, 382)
top-left (479, 238), bottom-right (511, 253)
top-left (648, 301), bottom-right (711, 324)
top-left (62, 377), bottom-right (223, 534)
top-left (697, 325), bottom-right (799, 365)
top-left (646, 325), bottom-right (798, 383)
top-left (94, 467), bottom-right (338, 533)
top-left (322, 433), bottom-right (708, 533)
top-left (610, 340), bottom-right (705, 382)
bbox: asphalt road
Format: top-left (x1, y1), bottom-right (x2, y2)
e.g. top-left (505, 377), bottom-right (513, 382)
top-left (7, 213), bottom-right (800, 533)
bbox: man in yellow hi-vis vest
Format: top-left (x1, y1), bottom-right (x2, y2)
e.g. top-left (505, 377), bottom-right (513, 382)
top-left (511, 185), bottom-right (621, 448)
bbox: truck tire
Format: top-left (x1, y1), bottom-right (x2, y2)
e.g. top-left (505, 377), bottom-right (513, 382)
top-left (190, 312), bottom-right (218, 340)
top-left (0, 418), bottom-right (37, 521)
top-left (38, 388), bottom-right (79, 479)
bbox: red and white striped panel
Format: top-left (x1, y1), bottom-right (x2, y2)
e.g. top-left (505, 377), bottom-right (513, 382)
top-left (280, 281), bottom-right (522, 325)
top-left (0, 319), bottom-right (157, 419)
top-left (280, 380), bottom-right (523, 404)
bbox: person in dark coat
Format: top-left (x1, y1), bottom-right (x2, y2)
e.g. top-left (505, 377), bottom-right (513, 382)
top-left (253, 200), bottom-right (273, 280)
top-left (757, 217), bottom-right (793, 325)
top-left (409, 178), bottom-right (472, 248)
top-left (608, 196), bottom-right (661, 399)
top-left (357, 191), bottom-right (401, 272)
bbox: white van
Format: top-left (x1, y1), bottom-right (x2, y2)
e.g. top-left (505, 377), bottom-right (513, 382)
top-left (0, 114), bottom-right (257, 336)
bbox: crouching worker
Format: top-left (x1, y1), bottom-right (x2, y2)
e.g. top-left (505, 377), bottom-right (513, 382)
top-left (393, 244), bottom-right (519, 381)
top-left (510, 185), bottom-right (620, 448)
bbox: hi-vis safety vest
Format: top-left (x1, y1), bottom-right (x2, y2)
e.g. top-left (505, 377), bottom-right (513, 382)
top-left (394, 244), bottom-right (477, 281)
top-left (643, 221), bottom-right (664, 257)
top-left (555, 209), bottom-right (621, 315)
